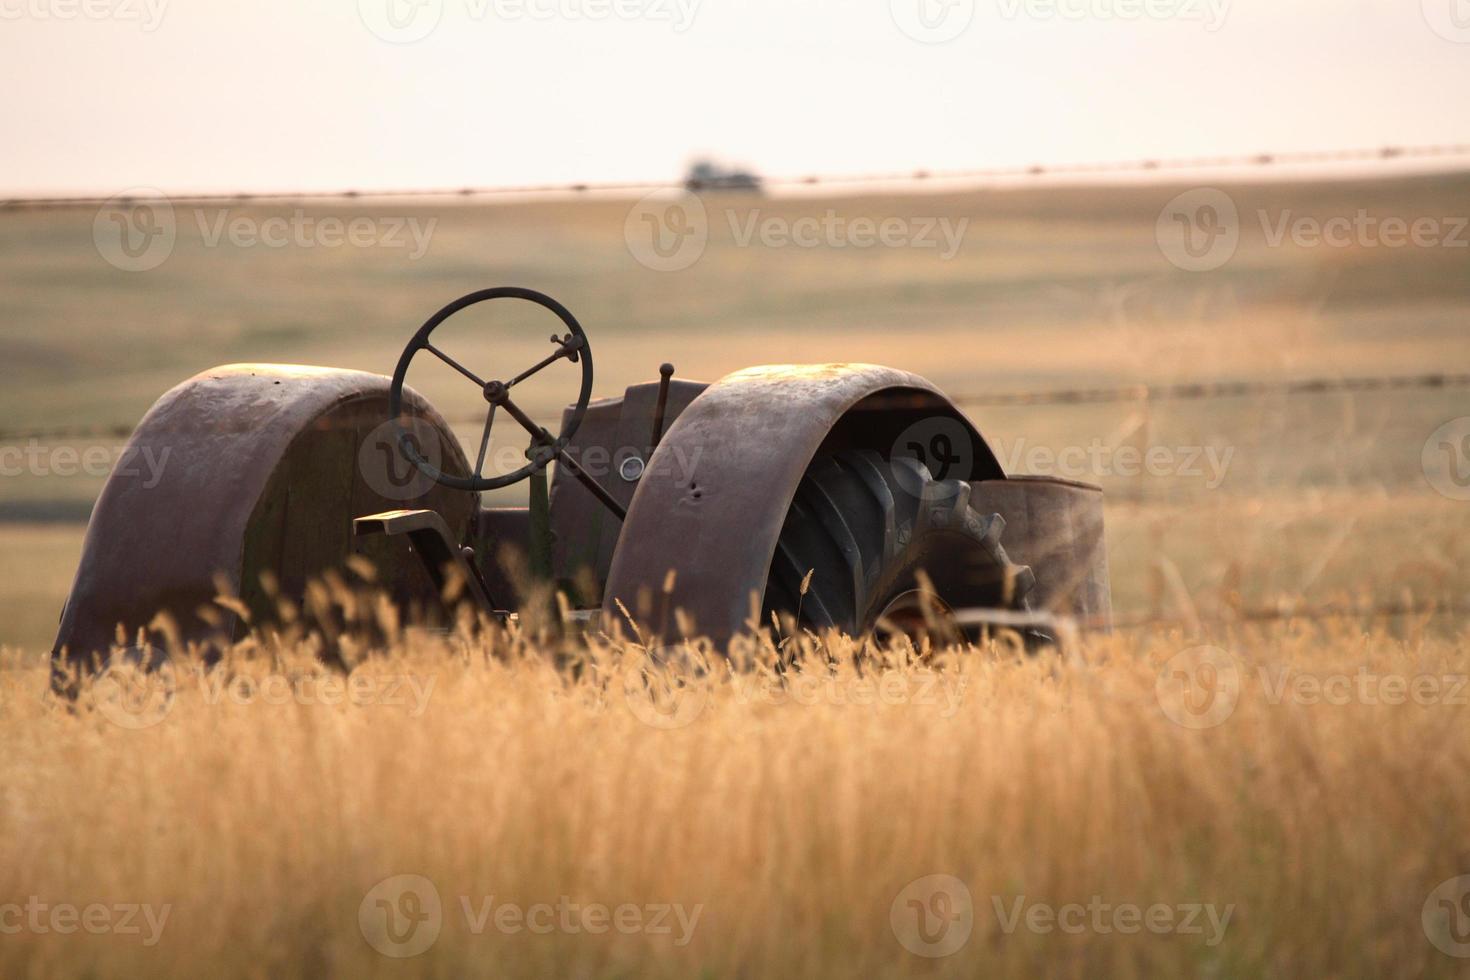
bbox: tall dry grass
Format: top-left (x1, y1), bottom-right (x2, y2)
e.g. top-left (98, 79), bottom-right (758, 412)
top-left (4, 615), bottom-right (1470, 979)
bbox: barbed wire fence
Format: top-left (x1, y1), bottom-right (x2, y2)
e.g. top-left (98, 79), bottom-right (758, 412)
top-left (4, 142), bottom-right (1469, 209)
top-left (3, 371), bottom-right (1466, 443)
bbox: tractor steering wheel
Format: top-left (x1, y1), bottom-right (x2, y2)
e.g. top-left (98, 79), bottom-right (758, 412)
top-left (388, 287), bottom-right (595, 492)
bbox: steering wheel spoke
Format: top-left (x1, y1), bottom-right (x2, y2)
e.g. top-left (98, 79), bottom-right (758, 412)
top-left (506, 334), bottom-right (585, 389)
top-left (424, 341), bottom-right (487, 388)
top-left (495, 394), bottom-right (539, 440)
top-left (472, 403), bottom-right (497, 479)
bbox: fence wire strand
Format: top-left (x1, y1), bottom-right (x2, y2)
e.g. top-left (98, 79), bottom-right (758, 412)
top-left (4, 143), bottom-right (1469, 209)
top-left (6, 371), bottom-right (1467, 443)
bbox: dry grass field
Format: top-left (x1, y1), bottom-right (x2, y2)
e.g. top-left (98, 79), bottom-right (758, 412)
top-left (1, 170), bottom-right (1468, 977)
top-left (5, 624), bottom-right (1470, 979)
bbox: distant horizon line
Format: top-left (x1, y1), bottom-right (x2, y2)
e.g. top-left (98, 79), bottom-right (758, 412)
top-left (6, 142), bottom-right (1469, 209)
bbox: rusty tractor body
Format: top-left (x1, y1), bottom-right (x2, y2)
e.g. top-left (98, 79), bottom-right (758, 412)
top-left (52, 287), bottom-right (1110, 679)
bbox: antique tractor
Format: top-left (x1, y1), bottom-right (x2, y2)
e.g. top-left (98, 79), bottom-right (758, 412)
top-left (52, 287), bottom-right (1110, 678)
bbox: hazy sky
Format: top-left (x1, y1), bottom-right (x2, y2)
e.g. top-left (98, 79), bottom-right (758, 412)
top-left (3, 0), bottom-right (1468, 195)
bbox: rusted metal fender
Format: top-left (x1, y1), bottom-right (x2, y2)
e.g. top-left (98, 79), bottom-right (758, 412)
top-left (52, 364), bottom-right (473, 681)
top-left (601, 363), bottom-right (1005, 647)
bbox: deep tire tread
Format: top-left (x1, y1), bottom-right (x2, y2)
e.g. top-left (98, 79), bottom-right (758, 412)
top-left (764, 448), bottom-right (1035, 636)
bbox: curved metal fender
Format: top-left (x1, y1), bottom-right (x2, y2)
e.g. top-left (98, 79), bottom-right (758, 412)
top-left (601, 363), bottom-right (1005, 647)
top-left (52, 364), bottom-right (473, 679)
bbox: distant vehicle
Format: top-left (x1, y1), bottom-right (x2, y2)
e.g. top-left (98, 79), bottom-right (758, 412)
top-left (685, 159), bottom-right (763, 192)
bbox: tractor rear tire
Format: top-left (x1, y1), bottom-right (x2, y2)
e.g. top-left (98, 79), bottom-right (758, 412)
top-left (763, 450), bottom-right (1035, 641)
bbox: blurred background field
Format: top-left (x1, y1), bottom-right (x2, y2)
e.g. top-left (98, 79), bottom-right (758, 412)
top-left (1, 170), bottom-right (1468, 651)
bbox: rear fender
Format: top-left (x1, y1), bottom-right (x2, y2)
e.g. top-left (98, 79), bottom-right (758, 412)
top-left (52, 364), bottom-right (474, 680)
top-left (601, 363), bottom-right (1004, 647)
